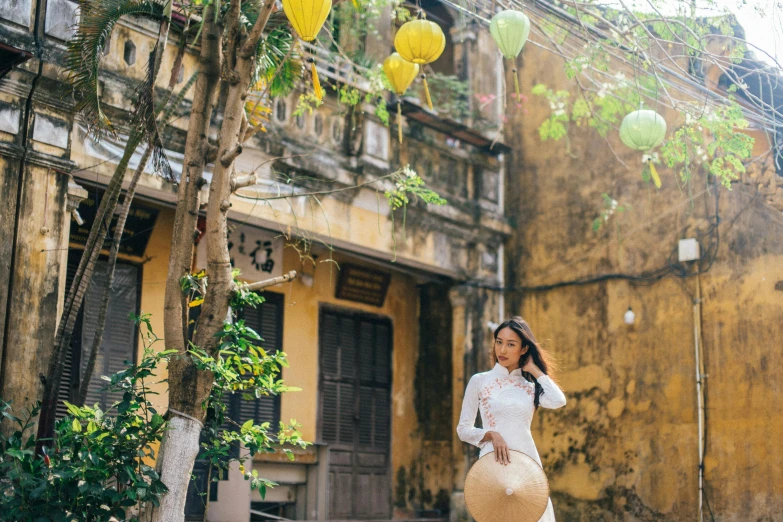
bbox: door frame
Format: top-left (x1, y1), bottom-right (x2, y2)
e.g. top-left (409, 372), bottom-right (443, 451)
top-left (317, 304), bottom-right (394, 520)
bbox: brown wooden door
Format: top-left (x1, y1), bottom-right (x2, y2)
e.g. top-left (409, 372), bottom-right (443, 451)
top-left (319, 309), bottom-right (392, 520)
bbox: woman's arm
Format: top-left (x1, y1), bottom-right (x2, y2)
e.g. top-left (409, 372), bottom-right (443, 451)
top-left (456, 376), bottom-right (489, 447)
top-left (522, 357), bottom-right (567, 409)
top-left (537, 375), bottom-right (567, 409)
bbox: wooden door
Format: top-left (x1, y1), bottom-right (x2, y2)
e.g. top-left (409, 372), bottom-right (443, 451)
top-left (319, 309), bottom-right (392, 520)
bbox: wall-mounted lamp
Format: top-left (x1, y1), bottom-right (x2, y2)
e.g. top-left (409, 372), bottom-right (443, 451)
top-left (299, 254), bottom-right (318, 288)
top-left (71, 208), bottom-right (84, 226)
top-left (300, 273), bottom-right (314, 288)
top-left (624, 306), bottom-right (636, 325)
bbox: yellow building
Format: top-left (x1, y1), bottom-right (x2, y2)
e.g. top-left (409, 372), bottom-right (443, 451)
top-left (0, 0), bottom-right (509, 520)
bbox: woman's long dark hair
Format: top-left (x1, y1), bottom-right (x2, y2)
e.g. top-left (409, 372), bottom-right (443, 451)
top-left (492, 316), bottom-right (558, 409)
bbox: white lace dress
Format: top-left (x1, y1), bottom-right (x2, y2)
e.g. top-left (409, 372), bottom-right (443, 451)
top-left (457, 363), bottom-right (567, 522)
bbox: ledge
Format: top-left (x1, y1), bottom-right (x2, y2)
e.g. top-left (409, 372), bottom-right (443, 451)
top-left (397, 99), bottom-right (511, 155)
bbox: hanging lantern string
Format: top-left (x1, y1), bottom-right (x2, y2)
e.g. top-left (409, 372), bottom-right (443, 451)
top-left (512, 67), bottom-right (521, 99)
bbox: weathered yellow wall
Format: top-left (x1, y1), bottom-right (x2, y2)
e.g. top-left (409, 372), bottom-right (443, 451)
top-left (135, 206), bottom-right (175, 411)
top-left (504, 40), bottom-right (783, 521)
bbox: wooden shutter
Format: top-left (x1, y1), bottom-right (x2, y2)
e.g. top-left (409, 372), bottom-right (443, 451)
top-left (229, 292), bottom-right (283, 427)
top-left (320, 309), bottom-right (393, 519)
top-left (57, 253), bottom-right (138, 415)
top-left (80, 261), bottom-right (139, 409)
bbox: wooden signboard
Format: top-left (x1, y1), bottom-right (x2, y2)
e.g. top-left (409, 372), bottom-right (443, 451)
top-left (335, 264), bottom-right (391, 307)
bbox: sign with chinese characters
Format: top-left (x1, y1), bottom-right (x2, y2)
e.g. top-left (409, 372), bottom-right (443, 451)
top-left (335, 264), bottom-right (391, 307)
top-left (196, 222), bottom-right (283, 281)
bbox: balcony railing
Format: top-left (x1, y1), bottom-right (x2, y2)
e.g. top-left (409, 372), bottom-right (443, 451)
top-left (300, 41), bottom-right (372, 92)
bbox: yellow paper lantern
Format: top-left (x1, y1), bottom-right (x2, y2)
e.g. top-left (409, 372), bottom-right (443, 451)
top-left (282, 0), bottom-right (332, 41)
top-left (384, 53), bottom-right (419, 95)
top-left (282, 0), bottom-right (332, 100)
top-left (394, 19), bottom-right (446, 64)
top-left (394, 18), bottom-right (445, 110)
top-left (383, 53), bottom-right (420, 143)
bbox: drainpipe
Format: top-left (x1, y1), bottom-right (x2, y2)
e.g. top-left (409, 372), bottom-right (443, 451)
top-left (497, 243), bottom-right (505, 323)
top-left (693, 272), bottom-right (706, 522)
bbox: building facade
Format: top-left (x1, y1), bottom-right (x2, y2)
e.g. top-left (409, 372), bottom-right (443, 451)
top-left (2, 0), bottom-right (782, 520)
top-left (0, 0), bottom-right (509, 520)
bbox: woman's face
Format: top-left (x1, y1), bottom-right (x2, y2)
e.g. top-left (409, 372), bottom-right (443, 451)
top-left (494, 327), bottom-right (528, 370)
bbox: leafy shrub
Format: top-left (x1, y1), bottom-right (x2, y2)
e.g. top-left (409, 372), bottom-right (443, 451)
top-left (0, 317), bottom-right (171, 522)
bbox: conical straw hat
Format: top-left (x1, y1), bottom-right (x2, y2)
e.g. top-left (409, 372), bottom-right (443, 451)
top-left (464, 450), bottom-right (550, 522)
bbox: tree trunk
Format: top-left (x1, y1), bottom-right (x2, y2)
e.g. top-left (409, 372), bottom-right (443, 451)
top-left (151, 2), bottom-right (222, 519)
top-left (75, 22), bottom-right (188, 408)
top-left (75, 144), bottom-right (152, 406)
top-left (152, 1), bottom-right (278, 519)
top-left (146, 415), bottom-right (203, 521)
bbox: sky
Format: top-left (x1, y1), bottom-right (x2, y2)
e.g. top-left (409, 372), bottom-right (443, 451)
top-left (612, 0), bottom-right (783, 68)
top-left (709, 0), bottom-right (782, 67)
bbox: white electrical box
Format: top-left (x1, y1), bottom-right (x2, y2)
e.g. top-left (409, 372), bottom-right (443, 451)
top-left (678, 238), bottom-right (700, 262)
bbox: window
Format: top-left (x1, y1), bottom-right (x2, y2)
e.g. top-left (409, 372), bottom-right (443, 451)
top-left (57, 250), bottom-right (139, 416)
top-left (314, 114), bottom-right (323, 136)
top-left (124, 40), bottom-right (136, 66)
top-left (223, 291), bottom-right (284, 428)
top-left (275, 98), bottom-right (287, 122)
top-left (295, 112), bottom-right (306, 130)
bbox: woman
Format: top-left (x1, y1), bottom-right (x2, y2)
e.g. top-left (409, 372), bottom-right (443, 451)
top-left (457, 317), bottom-right (566, 522)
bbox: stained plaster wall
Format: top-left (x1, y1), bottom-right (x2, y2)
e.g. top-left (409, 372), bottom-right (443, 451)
top-left (0, 64), bottom-right (77, 431)
top-left (501, 38), bottom-right (783, 522)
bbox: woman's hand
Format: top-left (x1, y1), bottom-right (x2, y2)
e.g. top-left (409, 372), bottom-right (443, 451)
top-left (482, 431), bottom-right (512, 465)
top-left (521, 355), bottom-right (544, 379)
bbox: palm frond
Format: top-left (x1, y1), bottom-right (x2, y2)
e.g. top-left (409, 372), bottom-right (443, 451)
top-left (132, 45), bottom-right (174, 180)
top-left (237, 6), bottom-right (302, 98)
top-left (255, 23), bottom-right (302, 97)
top-left (66, 0), bottom-right (167, 138)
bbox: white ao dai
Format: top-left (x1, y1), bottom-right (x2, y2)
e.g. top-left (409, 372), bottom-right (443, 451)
top-left (457, 363), bottom-right (566, 522)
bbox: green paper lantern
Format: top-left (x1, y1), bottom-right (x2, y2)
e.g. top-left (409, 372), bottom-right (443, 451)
top-left (490, 10), bottom-right (531, 60)
top-left (619, 109), bottom-right (667, 151)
